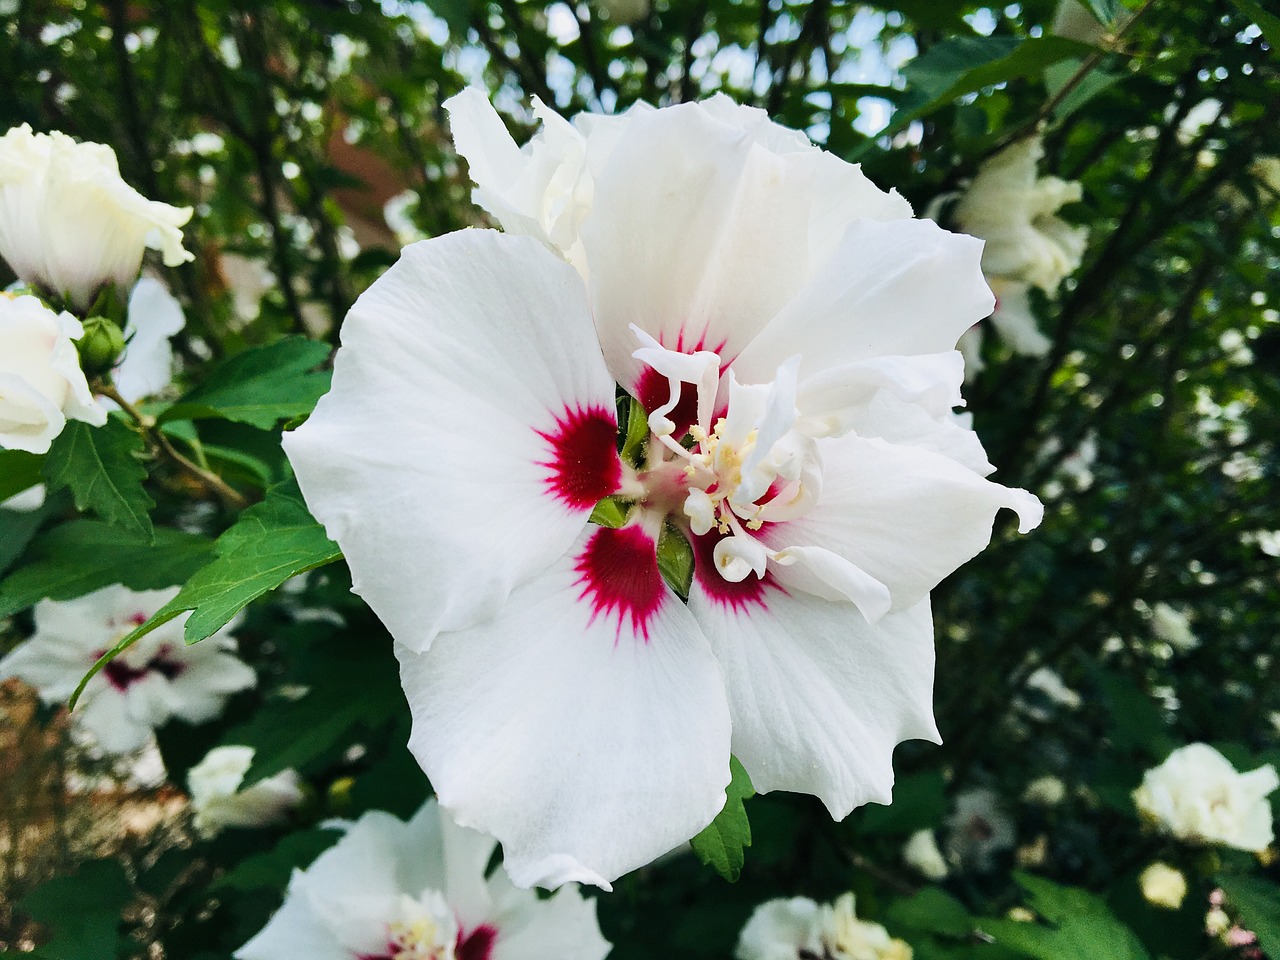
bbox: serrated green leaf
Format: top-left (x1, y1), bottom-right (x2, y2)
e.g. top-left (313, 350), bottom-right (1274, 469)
top-left (43, 415), bottom-right (153, 540)
top-left (691, 756), bottom-right (754, 881)
top-left (657, 521), bottom-right (694, 602)
top-left (0, 521), bottom-right (213, 618)
top-left (0, 449), bottom-right (44, 502)
top-left (20, 859), bottom-right (132, 960)
top-left (70, 480), bottom-right (340, 707)
top-left (1217, 875), bottom-right (1280, 948)
top-left (980, 872), bottom-right (1152, 960)
top-left (160, 337), bottom-right (332, 429)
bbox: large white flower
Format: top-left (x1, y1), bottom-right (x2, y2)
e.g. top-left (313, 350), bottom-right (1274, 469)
top-left (187, 745), bottom-right (305, 838)
top-left (0, 125), bottom-right (193, 309)
top-left (235, 799), bottom-right (610, 960)
top-left (0, 292), bottom-right (106, 453)
top-left (1133, 743), bottom-right (1278, 852)
top-left (737, 893), bottom-right (911, 960)
top-left (0, 585), bottom-right (256, 754)
top-left (285, 93), bottom-right (1042, 889)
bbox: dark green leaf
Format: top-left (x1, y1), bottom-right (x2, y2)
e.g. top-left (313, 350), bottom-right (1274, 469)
top-left (43, 415), bottom-right (153, 540)
top-left (160, 337), bottom-right (332, 430)
top-left (0, 521), bottom-right (213, 618)
top-left (0, 449), bottom-right (44, 502)
top-left (887, 887), bottom-right (976, 939)
top-left (1084, 0), bottom-right (1119, 27)
top-left (862, 770), bottom-right (947, 834)
top-left (1218, 875), bottom-right (1280, 948)
top-left (1046, 60), bottom-right (1125, 122)
top-left (981, 873), bottom-right (1152, 960)
top-left (690, 756), bottom-right (754, 881)
top-left (19, 860), bottom-right (132, 960)
top-left (210, 828), bottom-right (342, 893)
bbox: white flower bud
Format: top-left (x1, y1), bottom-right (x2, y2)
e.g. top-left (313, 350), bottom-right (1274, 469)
top-left (187, 745), bottom-right (304, 838)
top-left (0, 125), bottom-right (193, 308)
top-left (902, 829), bottom-right (949, 880)
top-left (0, 293), bottom-right (106, 452)
top-left (1139, 862), bottom-right (1188, 910)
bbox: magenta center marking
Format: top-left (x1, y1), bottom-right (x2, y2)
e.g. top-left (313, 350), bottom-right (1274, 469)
top-left (574, 525), bottom-right (666, 642)
top-left (536, 404), bottom-right (622, 509)
top-left (691, 529), bottom-right (780, 612)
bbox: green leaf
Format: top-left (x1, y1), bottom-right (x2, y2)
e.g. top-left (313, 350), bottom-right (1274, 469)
top-left (70, 480), bottom-right (339, 707)
top-left (1084, 0), bottom-right (1119, 26)
top-left (0, 449), bottom-right (44, 502)
top-left (160, 337), bottom-right (332, 429)
top-left (690, 756), bottom-right (754, 881)
top-left (656, 521), bottom-right (694, 602)
top-left (1045, 60), bottom-right (1125, 122)
top-left (1217, 875), bottom-right (1280, 948)
top-left (210, 828), bottom-right (342, 893)
top-left (226, 628), bottom-right (402, 786)
top-left (0, 521), bottom-right (213, 618)
top-left (861, 770), bottom-right (948, 835)
top-left (19, 859), bottom-right (132, 960)
top-left (1229, 0), bottom-right (1280, 48)
top-left (981, 873), bottom-right (1152, 960)
top-left (887, 887), bottom-right (976, 939)
top-left (43, 415), bottom-right (153, 540)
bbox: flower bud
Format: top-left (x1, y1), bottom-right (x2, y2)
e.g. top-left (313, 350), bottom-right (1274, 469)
top-left (1139, 862), bottom-right (1187, 910)
top-left (77, 316), bottom-right (127, 377)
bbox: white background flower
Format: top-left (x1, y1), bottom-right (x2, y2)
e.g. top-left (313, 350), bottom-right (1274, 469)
top-left (0, 124), bottom-right (193, 308)
top-left (187, 745), bottom-right (304, 838)
top-left (902, 828), bottom-right (949, 880)
top-left (235, 798), bottom-right (609, 960)
top-left (0, 584), bottom-right (256, 753)
top-left (113, 275), bottom-right (185, 403)
top-left (1134, 743), bottom-right (1278, 851)
top-left (0, 292), bottom-right (105, 453)
top-left (286, 93), bottom-right (1041, 889)
top-left (736, 893), bottom-right (911, 960)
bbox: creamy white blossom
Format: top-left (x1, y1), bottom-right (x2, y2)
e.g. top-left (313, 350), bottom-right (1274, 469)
top-left (0, 585), bottom-right (256, 753)
top-left (737, 893), bottom-right (911, 960)
top-left (0, 293), bottom-right (105, 453)
top-left (902, 828), bottom-right (949, 880)
top-left (951, 137), bottom-right (1087, 368)
top-left (0, 125), bottom-right (193, 308)
top-left (1022, 775), bottom-right (1067, 806)
top-left (187, 745), bottom-right (304, 838)
top-left (1149, 602), bottom-right (1198, 652)
top-left (286, 93), bottom-right (1042, 889)
top-left (1134, 743), bottom-right (1278, 852)
top-left (235, 799), bottom-right (609, 960)
top-left (1139, 862), bottom-right (1188, 910)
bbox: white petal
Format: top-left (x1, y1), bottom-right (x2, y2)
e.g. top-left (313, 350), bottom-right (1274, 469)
top-left (584, 103), bottom-right (831, 391)
top-left (731, 218), bottom-right (993, 384)
top-left (689, 572), bottom-right (939, 818)
top-left (763, 435), bottom-right (1041, 613)
top-left (284, 230), bottom-right (620, 652)
top-left (398, 524), bottom-right (732, 889)
top-left (485, 873), bottom-right (610, 960)
top-left (234, 874), bottom-right (356, 960)
top-left (115, 276), bottom-right (184, 402)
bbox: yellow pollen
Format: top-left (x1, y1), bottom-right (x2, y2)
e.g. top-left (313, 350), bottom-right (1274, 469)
top-left (746, 519), bottom-right (763, 531)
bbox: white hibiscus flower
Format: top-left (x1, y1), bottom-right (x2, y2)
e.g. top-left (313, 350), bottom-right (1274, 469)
top-left (1134, 743), bottom-right (1278, 852)
top-left (0, 125), bottom-right (193, 309)
top-left (737, 893), bottom-right (911, 960)
top-left (235, 799), bottom-right (610, 960)
top-left (284, 93), bottom-right (1042, 889)
top-left (0, 292), bottom-right (106, 453)
top-left (0, 584), bottom-right (256, 753)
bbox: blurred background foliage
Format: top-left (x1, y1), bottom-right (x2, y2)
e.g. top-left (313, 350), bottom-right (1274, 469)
top-left (1, 0), bottom-right (1278, 957)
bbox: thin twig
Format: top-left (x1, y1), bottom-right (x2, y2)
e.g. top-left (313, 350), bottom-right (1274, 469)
top-left (98, 382), bottom-right (250, 511)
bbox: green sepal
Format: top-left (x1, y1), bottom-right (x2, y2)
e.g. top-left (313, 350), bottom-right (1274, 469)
top-left (656, 521), bottom-right (694, 602)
